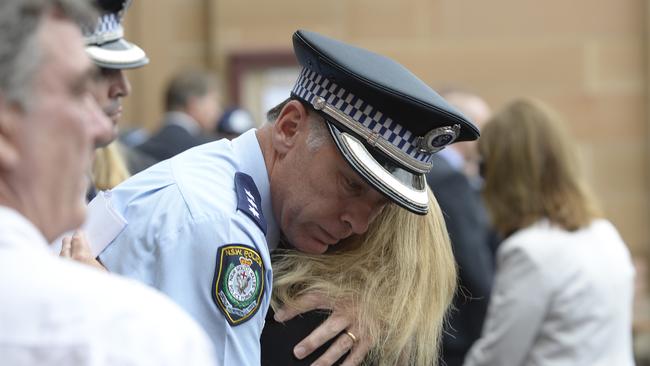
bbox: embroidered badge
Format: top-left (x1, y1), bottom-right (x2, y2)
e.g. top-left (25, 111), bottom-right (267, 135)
top-left (234, 172), bottom-right (267, 235)
top-left (212, 244), bottom-right (265, 326)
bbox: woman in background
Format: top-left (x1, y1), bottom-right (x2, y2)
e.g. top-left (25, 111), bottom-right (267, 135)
top-left (465, 98), bottom-right (635, 366)
top-left (92, 142), bottom-right (131, 192)
top-left (262, 189), bottom-right (457, 366)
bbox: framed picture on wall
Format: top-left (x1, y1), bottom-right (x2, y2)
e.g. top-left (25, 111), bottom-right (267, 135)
top-left (227, 51), bottom-right (299, 126)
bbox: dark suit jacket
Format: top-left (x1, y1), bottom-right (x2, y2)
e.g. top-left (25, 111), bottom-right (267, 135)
top-left (136, 114), bottom-right (212, 163)
top-left (426, 154), bottom-right (496, 366)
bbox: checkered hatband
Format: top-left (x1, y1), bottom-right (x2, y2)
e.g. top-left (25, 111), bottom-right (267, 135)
top-left (291, 68), bottom-right (457, 173)
top-left (83, 13), bottom-right (124, 46)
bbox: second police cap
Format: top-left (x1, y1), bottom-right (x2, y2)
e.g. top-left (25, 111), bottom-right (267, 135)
top-left (83, 0), bottom-right (148, 69)
top-left (290, 29), bottom-right (480, 215)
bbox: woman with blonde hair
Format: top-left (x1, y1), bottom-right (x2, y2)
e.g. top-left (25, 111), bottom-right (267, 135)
top-left (261, 189), bottom-right (457, 366)
top-left (92, 142), bottom-right (131, 192)
top-left (465, 98), bottom-right (635, 366)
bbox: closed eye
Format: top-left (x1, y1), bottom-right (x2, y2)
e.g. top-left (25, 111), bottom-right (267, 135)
top-left (343, 176), bottom-right (363, 196)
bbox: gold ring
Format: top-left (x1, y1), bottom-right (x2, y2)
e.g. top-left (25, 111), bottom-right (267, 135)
top-left (344, 330), bottom-right (357, 343)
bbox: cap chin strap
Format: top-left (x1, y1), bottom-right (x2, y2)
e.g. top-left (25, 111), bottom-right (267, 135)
top-left (312, 96), bottom-right (432, 174)
top-left (333, 128), bottom-right (429, 215)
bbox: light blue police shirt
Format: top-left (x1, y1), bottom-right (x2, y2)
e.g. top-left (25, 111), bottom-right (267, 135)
top-left (99, 129), bottom-right (279, 365)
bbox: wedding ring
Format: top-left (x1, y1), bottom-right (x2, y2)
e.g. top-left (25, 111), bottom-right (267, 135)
top-left (344, 330), bottom-right (357, 344)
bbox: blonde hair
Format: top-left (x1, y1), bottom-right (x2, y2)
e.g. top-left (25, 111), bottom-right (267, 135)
top-left (92, 142), bottom-right (130, 190)
top-left (272, 189), bottom-right (457, 365)
top-left (479, 98), bottom-right (601, 236)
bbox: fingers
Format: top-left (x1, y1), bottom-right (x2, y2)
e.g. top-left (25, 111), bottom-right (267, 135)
top-left (340, 334), bottom-right (371, 366)
top-left (70, 231), bottom-right (91, 260)
top-left (293, 312), bottom-right (349, 361)
top-left (278, 292), bottom-right (370, 365)
top-left (274, 292), bottom-right (329, 322)
top-left (60, 236), bottom-right (72, 258)
top-left (62, 231), bottom-right (107, 271)
top-left (308, 330), bottom-right (358, 366)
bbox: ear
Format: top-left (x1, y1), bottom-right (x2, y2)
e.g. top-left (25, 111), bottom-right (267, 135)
top-left (271, 100), bottom-right (310, 155)
top-left (0, 96), bottom-right (20, 170)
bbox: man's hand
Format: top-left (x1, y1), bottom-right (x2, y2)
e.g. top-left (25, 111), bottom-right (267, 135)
top-left (274, 292), bottom-right (370, 366)
top-left (60, 231), bottom-right (107, 271)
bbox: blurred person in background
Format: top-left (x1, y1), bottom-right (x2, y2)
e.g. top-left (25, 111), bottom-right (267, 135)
top-left (465, 98), bottom-right (635, 366)
top-left (436, 89), bottom-right (491, 188)
top-left (426, 89), bottom-right (496, 366)
top-left (214, 106), bottom-right (256, 140)
top-left (0, 1), bottom-right (216, 364)
top-left (136, 69), bottom-right (222, 162)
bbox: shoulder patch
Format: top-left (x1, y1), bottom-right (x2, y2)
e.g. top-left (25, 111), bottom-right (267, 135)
top-left (234, 172), bottom-right (267, 235)
top-left (212, 244), bottom-right (266, 326)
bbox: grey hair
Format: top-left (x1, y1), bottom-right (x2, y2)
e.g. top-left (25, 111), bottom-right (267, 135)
top-left (0, 0), bottom-right (96, 108)
top-left (267, 97), bottom-right (330, 151)
top-left (305, 117), bottom-right (329, 151)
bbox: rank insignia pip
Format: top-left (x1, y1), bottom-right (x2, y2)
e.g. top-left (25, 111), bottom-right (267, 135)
top-left (212, 244), bottom-right (265, 326)
top-left (234, 172), bottom-right (267, 235)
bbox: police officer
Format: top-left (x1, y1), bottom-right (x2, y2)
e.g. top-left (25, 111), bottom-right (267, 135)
top-left (55, 0), bottom-right (150, 257)
top-left (84, 0), bottom-right (148, 147)
top-left (85, 0), bottom-right (156, 179)
top-left (97, 30), bottom-right (479, 365)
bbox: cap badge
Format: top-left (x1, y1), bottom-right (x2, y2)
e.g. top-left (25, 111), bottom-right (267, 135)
top-left (417, 124), bottom-right (461, 153)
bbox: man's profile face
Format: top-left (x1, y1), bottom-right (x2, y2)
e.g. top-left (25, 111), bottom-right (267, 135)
top-left (14, 14), bottom-right (109, 241)
top-left (270, 104), bottom-right (387, 254)
top-left (90, 67), bottom-right (131, 147)
top-left (189, 89), bottom-right (222, 132)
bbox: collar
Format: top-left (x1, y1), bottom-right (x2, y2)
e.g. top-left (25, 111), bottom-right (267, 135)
top-left (164, 111), bottom-right (201, 136)
top-left (0, 206), bottom-right (50, 252)
top-left (231, 129), bottom-right (280, 250)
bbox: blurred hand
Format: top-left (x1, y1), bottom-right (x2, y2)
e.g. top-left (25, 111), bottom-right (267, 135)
top-left (274, 292), bottom-right (370, 366)
top-left (60, 230), bottom-right (106, 271)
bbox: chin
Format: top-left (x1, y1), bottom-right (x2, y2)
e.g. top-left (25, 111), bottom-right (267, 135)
top-left (294, 238), bottom-right (329, 254)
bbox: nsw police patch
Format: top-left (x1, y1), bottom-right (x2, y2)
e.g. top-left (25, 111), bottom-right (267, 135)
top-left (212, 244), bottom-right (265, 326)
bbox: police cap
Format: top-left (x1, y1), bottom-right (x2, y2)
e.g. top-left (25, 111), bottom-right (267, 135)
top-left (83, 0), bottom-right (148, 69)
top-left (290, 29), bottom-right (479, 215)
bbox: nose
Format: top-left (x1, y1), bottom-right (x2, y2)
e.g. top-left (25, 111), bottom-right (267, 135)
top-left (108, 70), bottom-right (131, 99)
top-left (83, 93), bottom-right (113, 148)
top-left (341, 193), bottom-right (387, 236)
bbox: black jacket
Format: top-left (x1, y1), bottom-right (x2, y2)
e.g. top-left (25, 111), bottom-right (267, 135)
top-left (427, 154), bottom-right (496, 366)
top-left (136, 115), bottom-right (212, 163)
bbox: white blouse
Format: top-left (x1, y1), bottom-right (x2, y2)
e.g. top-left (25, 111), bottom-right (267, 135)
top-left (465, 219), bottom-right (635, 366)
